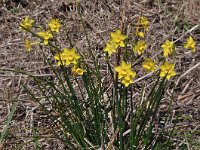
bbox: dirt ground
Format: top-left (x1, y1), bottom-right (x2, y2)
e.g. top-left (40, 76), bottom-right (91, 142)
top-left (0, 0), bottom-right (200, 149)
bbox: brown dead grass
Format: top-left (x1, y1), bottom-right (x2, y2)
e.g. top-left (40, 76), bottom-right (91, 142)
top-left (0, 0), bottom-right (200, 149)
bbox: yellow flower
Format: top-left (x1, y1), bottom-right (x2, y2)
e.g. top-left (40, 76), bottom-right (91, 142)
top-left (121, 71), bottom-right (137, 87)
top-left (136, 30), bottom-right (145, 38)
top-left (54, 53), bottom-right (65, 66)
top-left (133, 41), bottom-right (147, 55)
top-left (20, 16), bottom-right (34, 30)
top-left (111, 29), bottom-right (126, 47)
top-left (115, 61), bottom-right (131, 79)
top-left (104, 40), bottom-right (118, 56)
top-left (54, 48), bottom-right (80, 66)
top-left (24, 39), bottom-right (39, 52)
top-left (115, 61), bottom-right (136, 87)
top-left (72, 66), bottom-right (85, 76)
top-left (161, 40), bottom-right (175, 58)
top-left (142, 58), bottom-right (156, 72)
top-left (48, 19), bottom-right (61, 32)
top-left (121, 76), bottom-right (134, 87)
top-left (184, 36), bottom-right (196, 52)
top-left (138, 16), bottom-right (149, 31)
top-left (38, 30), bottom-right (53, 45)
top-left (160, 62), bottom-right (176, 80)
top-left (25, 39), bottom-right (31, 52)
top-left (62, 48), bottom-right (80, 66)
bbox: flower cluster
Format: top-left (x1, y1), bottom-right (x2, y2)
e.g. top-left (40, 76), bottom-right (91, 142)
top-left (104, 29), bottom-right (126, 56)
top-left (159, 36), bottom-right (196, 80)
top-left (54, 48), bottom-right (85, 76)
top-left (133, 17), bottom-right (149, 55)
top-left (20, 16), bottom-right (61, 46)
top-left (115, 61), bottom-right (136, 87)
top-left (110, 16), bottom-right (197, 87)
top-left (20, 15), bottom-right (198, 84)
top-left (142, 59), bottom-right (176, 80)
top-left (138, 16), bottom-right (149, 32)
top-left (38, 18), bottom-right (61, 45)
top-left (20, 16), bottom-right (85, 76)
top-left (54, 48), bottom-right (80, 66)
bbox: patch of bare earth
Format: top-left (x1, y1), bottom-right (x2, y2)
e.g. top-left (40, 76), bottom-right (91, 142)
top-left (0, 0), bottom-right (200, 149)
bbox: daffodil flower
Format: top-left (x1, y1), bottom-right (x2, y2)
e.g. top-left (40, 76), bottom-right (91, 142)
top-left (48, 19), bottom-right (61, 32)
top-left (38, 30), bottom-right (53, 45)
top-left (25, 39), bottom-right (31, 52)
top-left (161, 40), bottom-right (175, 58)
top-left (111, 29), bottom-right (126, 47)
top-left (121, 71), bottom-right (136, 87)
top-left (138, 16), bottom-right (149, 31)
top-left (115, 61), bottom-right (131, 79)
top-left (142, 58), bottom-right (156, 72)
top-left (115, 61), bottom-right (136, 87)
top-left (136, 30), bottom-right (145, 38)
top-left (20, 16), bottom-right (34, 30)
top-left (103, 40), bottom-right (118, 56)
top-left (54, 48), bottom-right (80, 66)
top-left (133, 41), bottom-right (147, 55)
top-left (184, 36), bottom-right (196, 52)
top-left (62, 48), bottom-right (80, 65)
top-left (54, 53), bottom-right (65, 66)
top-left (72, 66), bottom-right (85, 76)
top-left (121, 76), bottom-right (134, 87)
top-left (160, 62), bottom-right (176, 80)
top-left (24, 39), bottom-right (40, 52)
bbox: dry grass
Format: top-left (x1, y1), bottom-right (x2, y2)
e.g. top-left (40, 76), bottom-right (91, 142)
top-left (0, 0), bottom-right (200, 149)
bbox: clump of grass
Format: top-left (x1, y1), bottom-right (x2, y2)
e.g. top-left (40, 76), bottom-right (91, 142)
top-left (0, 102), bottom-right (18, 146)
top-left (3, 1), bottom-right (198, 149)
